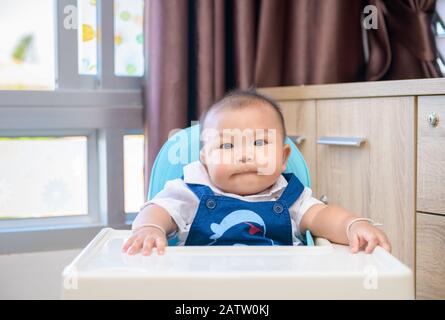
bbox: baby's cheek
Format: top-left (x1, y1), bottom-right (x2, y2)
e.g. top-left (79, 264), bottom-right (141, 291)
top-left (256, 150), bottom-right (280, 175)
top-left (208, 164), bottom-right (230, 184)
top-left (209, 149), bottom-right (234, 166)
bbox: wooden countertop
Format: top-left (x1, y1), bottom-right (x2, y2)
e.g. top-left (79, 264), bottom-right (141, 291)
top-left (259, 78), bottom-right (445, 100)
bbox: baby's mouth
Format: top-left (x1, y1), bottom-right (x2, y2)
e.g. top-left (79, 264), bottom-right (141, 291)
top-left (233, 165), bottom-right (258, 176)
top-left (231, 172), bottom-right (257, 180)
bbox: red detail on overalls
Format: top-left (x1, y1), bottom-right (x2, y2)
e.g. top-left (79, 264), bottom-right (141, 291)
top-left (245, 222), bottom-right (261, 235)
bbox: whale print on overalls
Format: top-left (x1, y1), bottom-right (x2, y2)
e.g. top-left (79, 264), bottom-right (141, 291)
top-left (184, 173), bottom-right (305, 246)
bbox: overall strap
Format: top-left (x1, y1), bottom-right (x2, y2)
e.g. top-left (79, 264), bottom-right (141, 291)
top-left (277, 173), bottom-right (305, 207)
top-left (180, 175), bottom-right (214, 199)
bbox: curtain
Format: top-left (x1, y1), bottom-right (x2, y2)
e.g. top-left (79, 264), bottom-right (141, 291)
top-left (143, 0), bottom-right (441, 196)
top-left (143, 0), bottom-right (189, 194)
top-left (367, 0), bottom-right (442, 80)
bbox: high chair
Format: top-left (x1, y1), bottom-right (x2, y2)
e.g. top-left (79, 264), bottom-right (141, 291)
top-left (147, 124), bottom-right (314, 246)
top-left (62, 125), bottom-right (414, 299)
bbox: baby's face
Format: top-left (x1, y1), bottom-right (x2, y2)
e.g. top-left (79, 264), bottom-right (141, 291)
top-left (200, 103), bottom-right (291, 196)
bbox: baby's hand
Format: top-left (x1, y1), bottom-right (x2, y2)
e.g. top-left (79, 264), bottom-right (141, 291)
top-left (122, 226), bottom-right (167, 256)
top-left (348, 221), bottom-right (391, 254)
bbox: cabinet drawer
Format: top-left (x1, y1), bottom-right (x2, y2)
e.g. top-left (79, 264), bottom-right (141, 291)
top-left (416, 212), bottom-right (445, 299)
top-left (316, 97), bottom-right (415, 269)
top-left (417, 96), bottom-right (445, 215)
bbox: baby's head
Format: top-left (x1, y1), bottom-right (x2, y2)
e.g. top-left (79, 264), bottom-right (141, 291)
top-left (199, 89), bottom-right (291, 196)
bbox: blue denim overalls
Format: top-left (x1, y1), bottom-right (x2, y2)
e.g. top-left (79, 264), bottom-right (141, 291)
top-left (184, 173), bottom-right (305, 246)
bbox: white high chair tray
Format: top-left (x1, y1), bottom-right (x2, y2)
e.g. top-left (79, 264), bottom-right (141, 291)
top-left (62, 228), bottom-right (414, 299)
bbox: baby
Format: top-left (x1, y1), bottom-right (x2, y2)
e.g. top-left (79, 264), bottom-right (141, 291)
top-left (123, 90), bottom-right (391, 255)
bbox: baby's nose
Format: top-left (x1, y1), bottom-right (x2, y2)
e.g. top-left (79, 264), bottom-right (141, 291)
top-left (240, 156), bottom-right (251, 163)
top-left (237, 151), bottom-right (254, 163)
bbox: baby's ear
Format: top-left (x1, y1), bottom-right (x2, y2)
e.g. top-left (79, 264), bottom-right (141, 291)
top-left (281, 144), bottom-right (292, 171)
top-left (199, 149), bottom-right (207, 164)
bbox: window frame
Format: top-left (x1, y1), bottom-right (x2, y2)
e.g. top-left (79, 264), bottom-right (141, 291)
top-left (0, 0), bottom-right (146, 254)
top-left (100, 0), bottom-right (145, 89)
top-left (123, 130), bottom-right (145, 222)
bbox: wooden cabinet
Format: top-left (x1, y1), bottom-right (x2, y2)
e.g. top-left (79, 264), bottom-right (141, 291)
top-left (417, 96), bottom-right (445, 216)
top-left (260, 79), bottom-right (445, 299)
top-left (416, 212), bottom-right (445, 299)
top-left (316, 97), bottom-right (416, 269)
top-left (281, 97), bottom-right (416, 269)
top-left (416, 96), bottom-right (445, 299)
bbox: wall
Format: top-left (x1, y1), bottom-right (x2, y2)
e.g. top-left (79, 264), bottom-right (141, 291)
top-left (0, 249), bottom-right (81, 299)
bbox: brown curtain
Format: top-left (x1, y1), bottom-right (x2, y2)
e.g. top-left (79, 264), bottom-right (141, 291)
top-left (367, 0), bottom-right (442, 80)
top-left (143, 0), bottom-right (189, 195)
top-left (143, 0), bottom-right (441, 196)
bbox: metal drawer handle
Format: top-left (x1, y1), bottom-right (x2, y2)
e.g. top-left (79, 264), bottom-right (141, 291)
top-left (288, 135), bottom-right (305, 145)
top-left (319, 195), bottom-right (328, 204)
top-left (427, 112), bottom-right (439, 127)
top-left (317, 136), bottom-right (366, 147)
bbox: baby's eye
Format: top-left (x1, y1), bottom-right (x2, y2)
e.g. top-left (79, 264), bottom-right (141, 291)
top-left (220, 142), bottom-right (234, 149)
top-left (254, 139), bottom-right (266, 146)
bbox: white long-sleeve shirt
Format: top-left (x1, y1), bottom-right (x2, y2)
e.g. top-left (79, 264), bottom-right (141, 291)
top-left (140, 160), bottom-right (323, 246)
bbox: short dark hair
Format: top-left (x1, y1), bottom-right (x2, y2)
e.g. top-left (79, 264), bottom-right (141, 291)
top-left (199, 89), bottom-right (287, 147)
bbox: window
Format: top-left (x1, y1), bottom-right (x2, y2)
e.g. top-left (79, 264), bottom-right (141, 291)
top-left (0, 0), bottom-right (146, 89)
top-left (0, 136), bottom-right (88, 219)
top-left (0, 0), bottom-right (145, 253)
top-left (77, 0), bottom-right (145, 77)
top-left (0, 0), bottom-right (56, 90)
top-left (78, 0), bottom-right (98, 75)
top-left (124, 134), bottom-right (145, 213)
top-left (114, 0), bottom-right (145, 77)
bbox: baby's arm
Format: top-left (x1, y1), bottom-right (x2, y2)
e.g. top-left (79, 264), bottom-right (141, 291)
top-left (122, 204), bottom-right (178, 255)
top-left (300, 204), bottom-right (391, 253)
